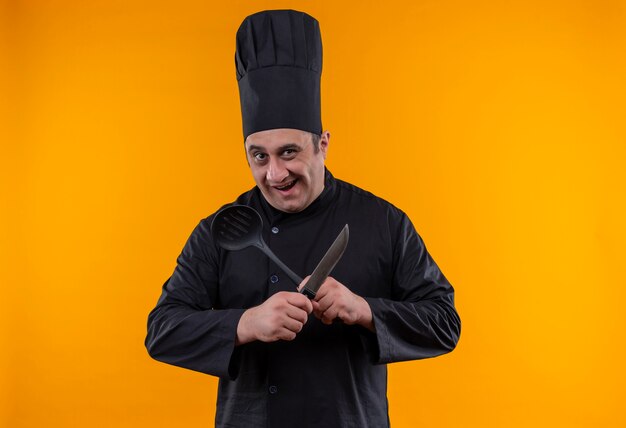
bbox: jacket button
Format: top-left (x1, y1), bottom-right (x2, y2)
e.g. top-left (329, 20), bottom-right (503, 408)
top-left (271, 226), bottom-right (279, 234)
top-left (269, 385), bottom-right (278, 394)
top-left (270, 274), bottom-right (279, 284)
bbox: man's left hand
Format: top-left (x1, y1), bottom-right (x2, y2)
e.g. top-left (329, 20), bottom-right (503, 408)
top-left (300, 276), bottom-right (374, 331)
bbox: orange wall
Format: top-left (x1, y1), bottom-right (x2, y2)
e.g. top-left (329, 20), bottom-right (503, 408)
top-left (2, 0), bottom-right (625, 427)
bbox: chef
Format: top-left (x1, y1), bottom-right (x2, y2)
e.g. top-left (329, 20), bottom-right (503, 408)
top-left (146, 9), bottom-right (460, 428)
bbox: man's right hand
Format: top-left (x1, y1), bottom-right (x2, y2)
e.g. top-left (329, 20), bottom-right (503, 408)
top-left (236, 291), bottom-right (313, 345)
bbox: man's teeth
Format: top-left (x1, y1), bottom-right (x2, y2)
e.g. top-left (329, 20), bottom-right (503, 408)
top-left (276, 180), bottom-right (296, 190)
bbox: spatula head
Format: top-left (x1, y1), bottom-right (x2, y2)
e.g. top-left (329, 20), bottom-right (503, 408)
top-left (211, 205), bottom-right (263, 251)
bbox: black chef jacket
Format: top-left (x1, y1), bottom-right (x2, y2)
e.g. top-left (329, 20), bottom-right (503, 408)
top-left (146, 169), bottom-right (461, 428)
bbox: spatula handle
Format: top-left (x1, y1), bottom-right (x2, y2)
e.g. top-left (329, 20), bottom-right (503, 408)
top-left (259, 246), bottom-right (303, 285)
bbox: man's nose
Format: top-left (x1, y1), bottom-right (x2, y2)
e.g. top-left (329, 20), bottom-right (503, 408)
top-left (266, 158), bottom-right (288, 183)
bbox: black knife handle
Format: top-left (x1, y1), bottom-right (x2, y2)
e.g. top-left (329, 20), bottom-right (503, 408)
top-left (300, 287), bottom-right (316, 299)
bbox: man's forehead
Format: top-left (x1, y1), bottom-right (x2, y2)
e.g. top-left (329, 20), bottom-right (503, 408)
top-left (245, 128), bottom-right (312, 150)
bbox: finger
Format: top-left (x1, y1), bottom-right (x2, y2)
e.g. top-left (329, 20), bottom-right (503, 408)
top-left (296, 275), bottom-right (311, 292)
top-left (311, 301), bottom-right (324, 320)
top-left (285, 305), bottom-right (309, 325)
top-left (311, 280), bottom-right (330, 301)
top-left (286, 292), bottom-right (313, 313)
top-left (281, 317), bottom-right (305, 334)
top-left (313, 276), bottom-right (340, 298)
top-left (321, 307), bottom-right (338, 325)
top-left (275, 327), bottom-right (298, 341)
top-left (315, 293), bottom-right (335, 314)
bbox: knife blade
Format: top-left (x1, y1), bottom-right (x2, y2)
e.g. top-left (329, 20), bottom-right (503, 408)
top-left (300, 224), bottom-right (349, 299)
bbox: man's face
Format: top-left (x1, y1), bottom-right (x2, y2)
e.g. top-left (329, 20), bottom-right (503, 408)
top-left (245, 128), bottom-right (329, 213)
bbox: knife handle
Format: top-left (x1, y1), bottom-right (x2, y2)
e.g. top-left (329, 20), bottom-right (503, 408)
top-left (300, 287), bottom-right (316, 299)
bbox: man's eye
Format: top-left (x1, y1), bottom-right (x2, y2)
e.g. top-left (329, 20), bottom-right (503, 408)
top-left (254, 153), bottom-right (267, 161)
top-left (282, 149), bottom-right (296, 157)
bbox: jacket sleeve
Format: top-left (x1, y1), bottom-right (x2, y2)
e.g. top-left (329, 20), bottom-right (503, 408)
top-left (145, 220), bottom-right (244, 379)
top-left (364, 213), bottom-right (461, 364)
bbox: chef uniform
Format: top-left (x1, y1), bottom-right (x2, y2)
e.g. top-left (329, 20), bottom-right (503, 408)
top-left (146, 10), bottom-right (461, 428)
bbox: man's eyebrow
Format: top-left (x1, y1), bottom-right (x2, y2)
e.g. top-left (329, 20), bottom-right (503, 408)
top-left (247, 143), bottom-right (301, 153)
top-left (247, 144), bottom-right (265, 153)
top-left (277, 143), bottom-right (300, 152)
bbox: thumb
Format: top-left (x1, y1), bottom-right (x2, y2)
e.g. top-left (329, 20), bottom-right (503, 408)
top-left (297, 275), bottom-right (311, 292)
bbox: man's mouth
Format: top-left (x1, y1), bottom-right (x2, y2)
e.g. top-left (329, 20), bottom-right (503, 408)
top-left (273, 179), bottom-right (298, 192)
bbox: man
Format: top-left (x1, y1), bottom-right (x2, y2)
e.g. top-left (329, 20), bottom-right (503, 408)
top-left (146, 10), bottom-right (460, 428)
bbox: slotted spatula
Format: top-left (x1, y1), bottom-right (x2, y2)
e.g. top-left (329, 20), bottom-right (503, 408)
top-left (210, 205), bottom-right (303, 285)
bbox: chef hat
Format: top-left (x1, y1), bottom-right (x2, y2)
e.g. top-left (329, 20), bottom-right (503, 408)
top-left (235, 10), bottom-right (323, 140)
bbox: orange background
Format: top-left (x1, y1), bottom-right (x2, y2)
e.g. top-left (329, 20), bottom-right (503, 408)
top-left (2, 0), bottom-right (625, 427)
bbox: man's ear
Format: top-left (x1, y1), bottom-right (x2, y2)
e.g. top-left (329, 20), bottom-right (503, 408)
top-left (320, 130), bottom-right (331, 159)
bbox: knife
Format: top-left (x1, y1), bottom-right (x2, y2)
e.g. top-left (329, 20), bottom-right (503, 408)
top-left (299, 224), bottom-right (349, 299)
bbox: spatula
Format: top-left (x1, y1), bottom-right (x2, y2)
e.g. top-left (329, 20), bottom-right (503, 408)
top-left (210, 205), bottom-right (303, 285)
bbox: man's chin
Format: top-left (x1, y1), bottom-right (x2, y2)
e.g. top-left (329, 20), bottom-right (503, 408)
top-left (260, 189), bottom-right (301, 213)
top-left (266, 197), bottom-right (306, 213)
top-left (273, 202), bottom-right (303, 213)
